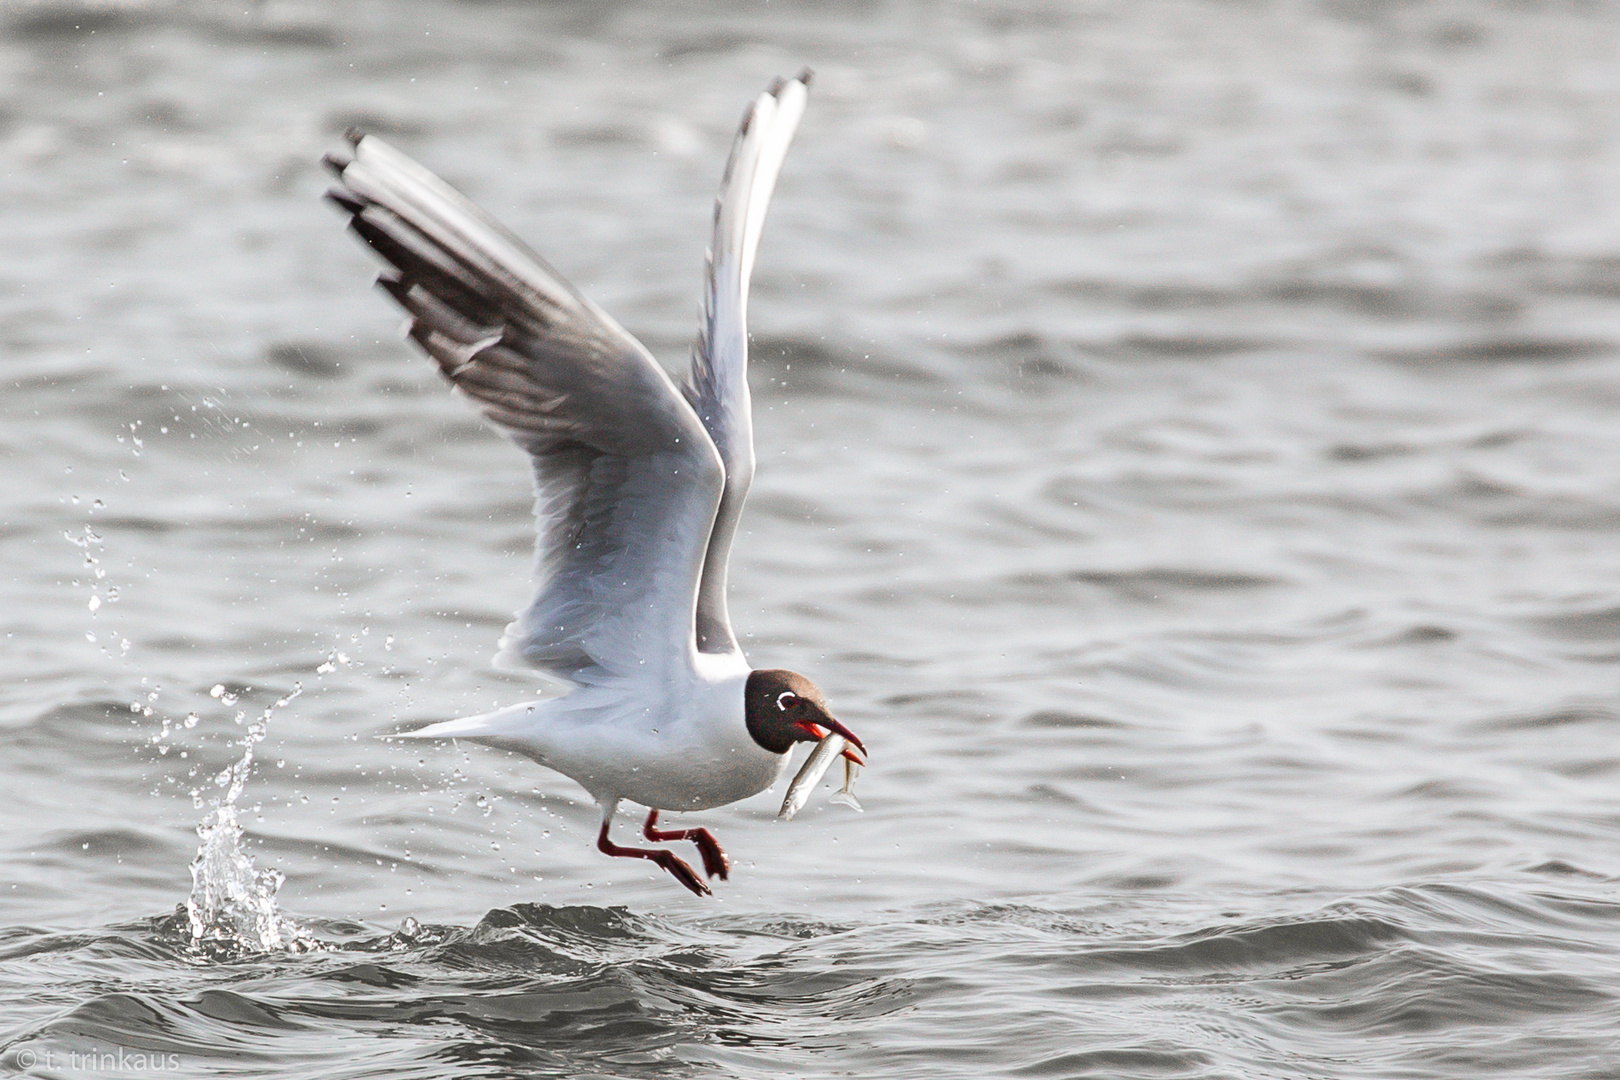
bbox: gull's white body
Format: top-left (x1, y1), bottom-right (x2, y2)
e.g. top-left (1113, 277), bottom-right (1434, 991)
top-left (405, 653), bottom-right (791, 812)
top-left (325, 74), bottom-right (814, 838)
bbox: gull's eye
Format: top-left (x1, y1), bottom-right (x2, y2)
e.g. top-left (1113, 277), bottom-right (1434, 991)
top-left (776, 692), bottom-right (797, 711)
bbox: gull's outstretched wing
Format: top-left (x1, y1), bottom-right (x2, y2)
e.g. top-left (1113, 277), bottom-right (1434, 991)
top-left (684, 71), bottom-right (810, 655)
top-left (323, 133), bottom-right (723, 686)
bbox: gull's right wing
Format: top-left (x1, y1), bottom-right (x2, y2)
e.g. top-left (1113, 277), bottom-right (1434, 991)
top-left (324, 133), bottom-right (723, 687)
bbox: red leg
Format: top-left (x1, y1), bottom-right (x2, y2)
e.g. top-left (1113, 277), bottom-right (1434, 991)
top-left (642, 810), bottom-right (731, 880)
top-left (597, 818), bottom-right (710, 897)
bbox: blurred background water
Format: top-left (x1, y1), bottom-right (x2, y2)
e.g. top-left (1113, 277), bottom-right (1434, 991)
top-left (4, 0), bottom-right (1620, 1075)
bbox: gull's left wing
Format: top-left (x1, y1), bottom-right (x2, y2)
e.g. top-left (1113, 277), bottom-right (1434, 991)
top-left (685, 71), bottom-right (811, 655)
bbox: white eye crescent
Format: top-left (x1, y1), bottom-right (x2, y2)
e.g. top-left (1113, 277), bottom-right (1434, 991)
top-left (776, 692), bottom-right (797, 711)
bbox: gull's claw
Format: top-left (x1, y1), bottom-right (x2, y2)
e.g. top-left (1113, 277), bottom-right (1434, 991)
top-left (643, 811), bottom-right (731, 880)
top-left (600, 814), bottom-right (716, 896)
top-left (651, 850), bottom-right (712, 897)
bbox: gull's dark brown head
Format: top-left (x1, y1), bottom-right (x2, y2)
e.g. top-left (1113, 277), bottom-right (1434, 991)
top-left (745, 669), bottom-right (866, 761)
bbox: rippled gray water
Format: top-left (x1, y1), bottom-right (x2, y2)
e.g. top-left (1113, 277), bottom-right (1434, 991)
top-left (5, 0), bottom-right (1620, 1075)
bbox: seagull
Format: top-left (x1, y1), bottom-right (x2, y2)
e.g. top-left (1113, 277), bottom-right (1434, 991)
top-left (321, 70), bottom-right (865, 896)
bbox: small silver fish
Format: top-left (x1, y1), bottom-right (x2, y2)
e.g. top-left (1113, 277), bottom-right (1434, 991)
top-left (778, 733), bottom-right (846, 821)
top-left (828, 759), bottom-right (863, 812)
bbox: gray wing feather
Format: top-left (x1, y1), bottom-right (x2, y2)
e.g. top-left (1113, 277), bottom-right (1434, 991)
top-left (684, 71), bottom-right (810, 654)
top-left (325, 133), bottom-right (723, 686)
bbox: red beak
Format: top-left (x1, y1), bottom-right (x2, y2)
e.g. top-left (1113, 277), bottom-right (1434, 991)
top-left (796, 717), bottom-right (867, 765)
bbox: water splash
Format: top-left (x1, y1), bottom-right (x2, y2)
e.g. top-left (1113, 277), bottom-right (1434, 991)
top-left (185, 682), bottom-right (310, 954)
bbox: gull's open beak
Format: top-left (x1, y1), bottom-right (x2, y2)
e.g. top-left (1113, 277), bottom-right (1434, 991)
top-left (796, 717), bottom-right (867, 765)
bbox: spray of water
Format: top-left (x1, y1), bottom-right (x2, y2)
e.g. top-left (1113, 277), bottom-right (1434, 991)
top-left (185, 682), bottom-right (308, 953)
top-left (71, 471), bottom-right (310, 954)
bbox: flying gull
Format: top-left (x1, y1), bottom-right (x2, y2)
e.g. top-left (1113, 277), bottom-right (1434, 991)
top-left (321, 71), bottom-right (865, 896)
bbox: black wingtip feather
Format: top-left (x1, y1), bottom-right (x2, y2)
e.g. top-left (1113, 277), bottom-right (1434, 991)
top-left (320, 150), bottom-right (352, 177)
top-left (345, 127), bottom-right (366, 147)
top-left (797, 66), bottom-right (814, 87)
top-left (349, 211), bottom-right (485, 315)
top-left (324, 187), bottom-right (365, 215)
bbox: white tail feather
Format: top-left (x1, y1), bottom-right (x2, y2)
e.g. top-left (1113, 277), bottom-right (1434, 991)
top-left (389, 701), bottom-right (545, 741)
